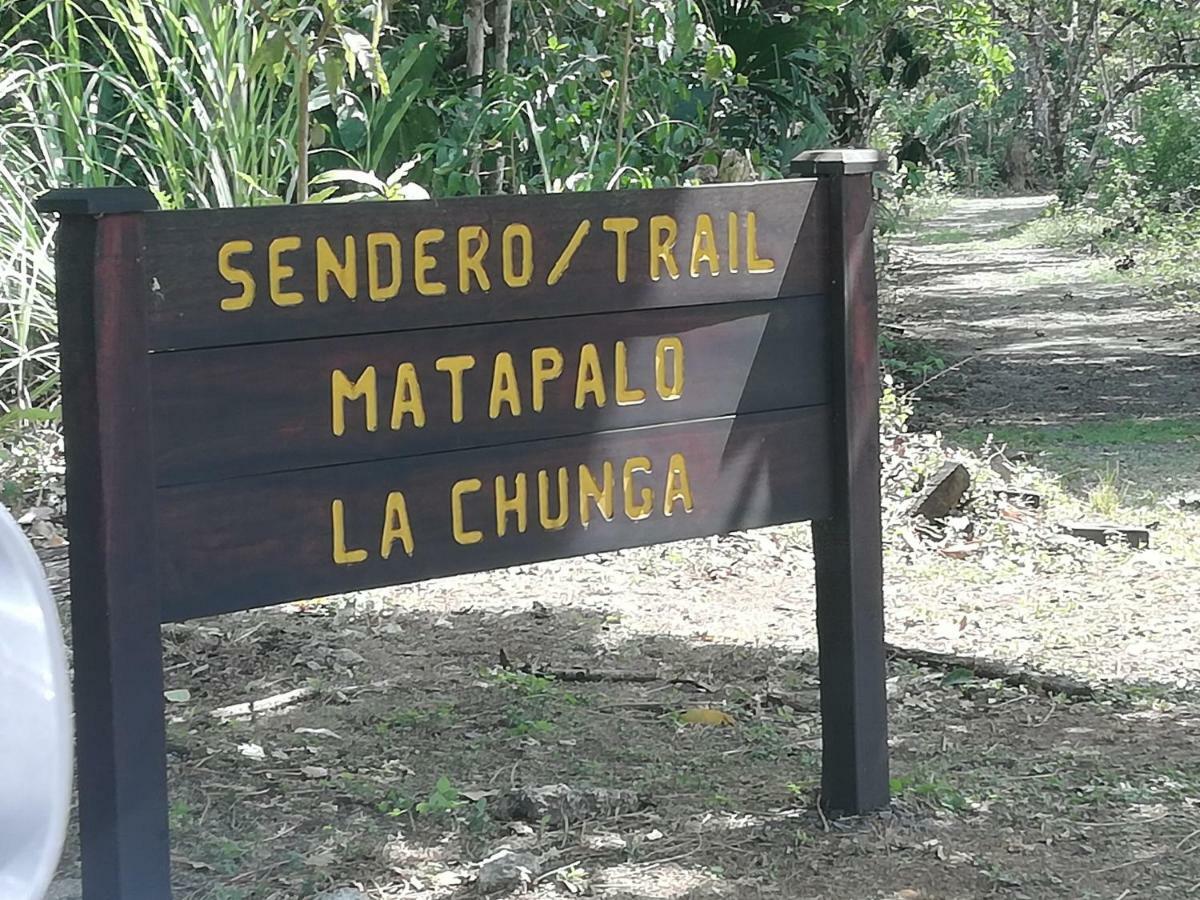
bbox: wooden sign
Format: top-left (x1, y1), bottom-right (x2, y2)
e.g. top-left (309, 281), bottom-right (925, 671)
top-left (40, 149), bottom-right (889, 900)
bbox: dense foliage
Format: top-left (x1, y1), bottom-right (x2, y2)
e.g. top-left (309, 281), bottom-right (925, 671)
top-left (0, 0), bottom-right (1197, 422)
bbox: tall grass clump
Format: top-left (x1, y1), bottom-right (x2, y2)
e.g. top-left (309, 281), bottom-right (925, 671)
top-left (0, 0), bottom-right (301, 428)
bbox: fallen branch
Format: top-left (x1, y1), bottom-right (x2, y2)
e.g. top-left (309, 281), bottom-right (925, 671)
top-left (499, 649), bottom-right (713, 692)
top-left (899, 352), bottom-right (980, 399)
top-left (531, 665), bottom-right (713, 693)
top-left (209, 686), bottom-right (314, 720)
top-left (886, 643), bottom-right (1094, 698)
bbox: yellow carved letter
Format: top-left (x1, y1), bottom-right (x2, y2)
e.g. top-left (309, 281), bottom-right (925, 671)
top-left (415, 227), bottom-right (447, 296)
top-left (218, 239), bottom-right (255, 311)
top-left (745, 212), bottom-right (775, 273)
top-left (574, 343), bottom-right (607, 409)
top-left (489, 351), bottom-right (522, 419)
top-left (316, 235), bottom-right (357, 301)
top-left (547, 219), bottom-right (590, 286)
top-left (538, 467), bottom-right (570, 530)
top-left (390, 362), bottom-right (426, 429)
top-left (614, 340), bottom-right (646, 406)
top-left (623, 456), bottom-right (653, 520)
top-left (367, 232), bottom-right (401, 301)
top-left (602, 216), bottom-right (639, 283)
top-left (727, 211), bottom-right (740, 273)
top-left (649, 215), bottom-right (680, 281)
top-left (579, 461), bottom-right (615, 526)
top-left (654, 337), bottom-right (684, 400)
top-left (494, 473), bottom-right (528, 537)
top-left (663, 453), bottom-right (694, 515)
top-left (451, 478), bottom-right (484, 545)
top-left (380, 491), bottom-right (414, 559)
top-left (268, 235), bottom-right (303, 306)
top-left (331, 499), bottom-right (368, 564)
top-left (689, 214), bottom-right (719, 277)
top-left (531, 346), bottom-right (564, 412)
top-left (436, 354), bottom-right (476, 423)
top-left (502, 223), bottom-right (533, 288)
top-left (458, 225), bottom-right (491, 294)
top-left (331, 366), bottom-right (378, 436)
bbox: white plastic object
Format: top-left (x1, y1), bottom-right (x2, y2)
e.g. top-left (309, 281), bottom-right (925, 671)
top-left (0, 506), bottom-right (72, 900)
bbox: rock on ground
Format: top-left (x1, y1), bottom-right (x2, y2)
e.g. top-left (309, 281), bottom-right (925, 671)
top-left (315, 888), bottom-right (368, 900)
top-left (477, 848), bottom-right (541, 895)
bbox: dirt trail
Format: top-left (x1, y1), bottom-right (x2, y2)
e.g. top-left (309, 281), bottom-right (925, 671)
top-left (892, 196), bottom-right (1200, 428)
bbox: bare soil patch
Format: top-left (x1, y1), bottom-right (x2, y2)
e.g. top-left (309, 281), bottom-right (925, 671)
top-left (45, 576), bottom-right (1200, 900)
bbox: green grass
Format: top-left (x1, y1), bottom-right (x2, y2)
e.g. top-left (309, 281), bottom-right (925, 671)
top-left (373, 704), bottom-right (457, 734)
top-left (1087, 463), bottom-right (1127, 518)
top-left (952, 418), bottom-right (1200, 450)
top-left (1006, 204), bottom-right (1200, 311)
top-left (1007, 204), bottom-right (1114, 249)
top-left (890, 771), bottom-right (971, 812)
top-left (945, 418), bottom-right (1200, 506)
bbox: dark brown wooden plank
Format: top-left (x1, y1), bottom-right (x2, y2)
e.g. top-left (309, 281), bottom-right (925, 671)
top-left (792, 151), bottom-right (890, 816)
top-left (151, 296), bottom-right (830, 485)
top-left (143, 179), bottom-right (828, 350)
top-left (42, 193), bottom-right (174, 898)
top-left (156, 406), bottom-right (832, 621)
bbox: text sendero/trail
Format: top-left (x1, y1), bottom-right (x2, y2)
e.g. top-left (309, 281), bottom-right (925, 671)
top-left (215, 211), bottom-right (777, 310)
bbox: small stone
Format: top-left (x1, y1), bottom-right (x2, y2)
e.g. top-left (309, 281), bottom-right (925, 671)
top-left (330, 648), bottom-right (366, 666)
top-left (912, 462), bottom-right (971, 520)
top-left (582, 832), bottom-right (628, 851)
top-left (477, 848), bottom-right (540, 895)
top-left (238, 742), bottom-right (266, 760)
top-left (989, 452), bottom-right (1019, 482)
top-left (315, 889), bottom-right (367, 900)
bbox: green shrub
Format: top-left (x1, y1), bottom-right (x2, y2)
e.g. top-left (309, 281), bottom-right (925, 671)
top-left (1096, 78), bottom-right (1200, 215)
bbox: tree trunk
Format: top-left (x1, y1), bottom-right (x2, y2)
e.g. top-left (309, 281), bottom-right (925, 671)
top-left (296, 40), bottom-right (309, 203)
top-left (614, 0), bottom-right (635, 168)
top-left (466, 0), bottom-right (486, 99)
top-left (466, 0), bottom-right (486, 182)
top-left (487, 0), bottom-right (513, 193)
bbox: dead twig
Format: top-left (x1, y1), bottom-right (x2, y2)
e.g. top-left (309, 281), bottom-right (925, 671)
top-left (899, 352), bottom-right (981, 399)
top-left (1178, 828), bottom-right (1200, 852)
top-left (886, 643), bottom-right (1095, 698)
top-left (500, 649), bottom-right (714, 692)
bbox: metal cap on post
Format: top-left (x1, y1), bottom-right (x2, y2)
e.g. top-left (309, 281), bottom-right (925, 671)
top-left (790, 149), bottom-right (888, 178)
top-left (36, 187), bottom-right (158, 216)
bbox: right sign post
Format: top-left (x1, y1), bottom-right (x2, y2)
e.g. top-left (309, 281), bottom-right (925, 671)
top-left (791, 148), bottom-right (891, 814)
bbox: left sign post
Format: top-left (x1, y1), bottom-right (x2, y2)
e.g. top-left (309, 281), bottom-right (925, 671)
top-left (37, 189), bottom-right (174, 900)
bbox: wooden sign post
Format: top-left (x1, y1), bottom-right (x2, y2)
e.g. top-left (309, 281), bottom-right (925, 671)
top-left (40, 148), bottom-right (889, 899)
